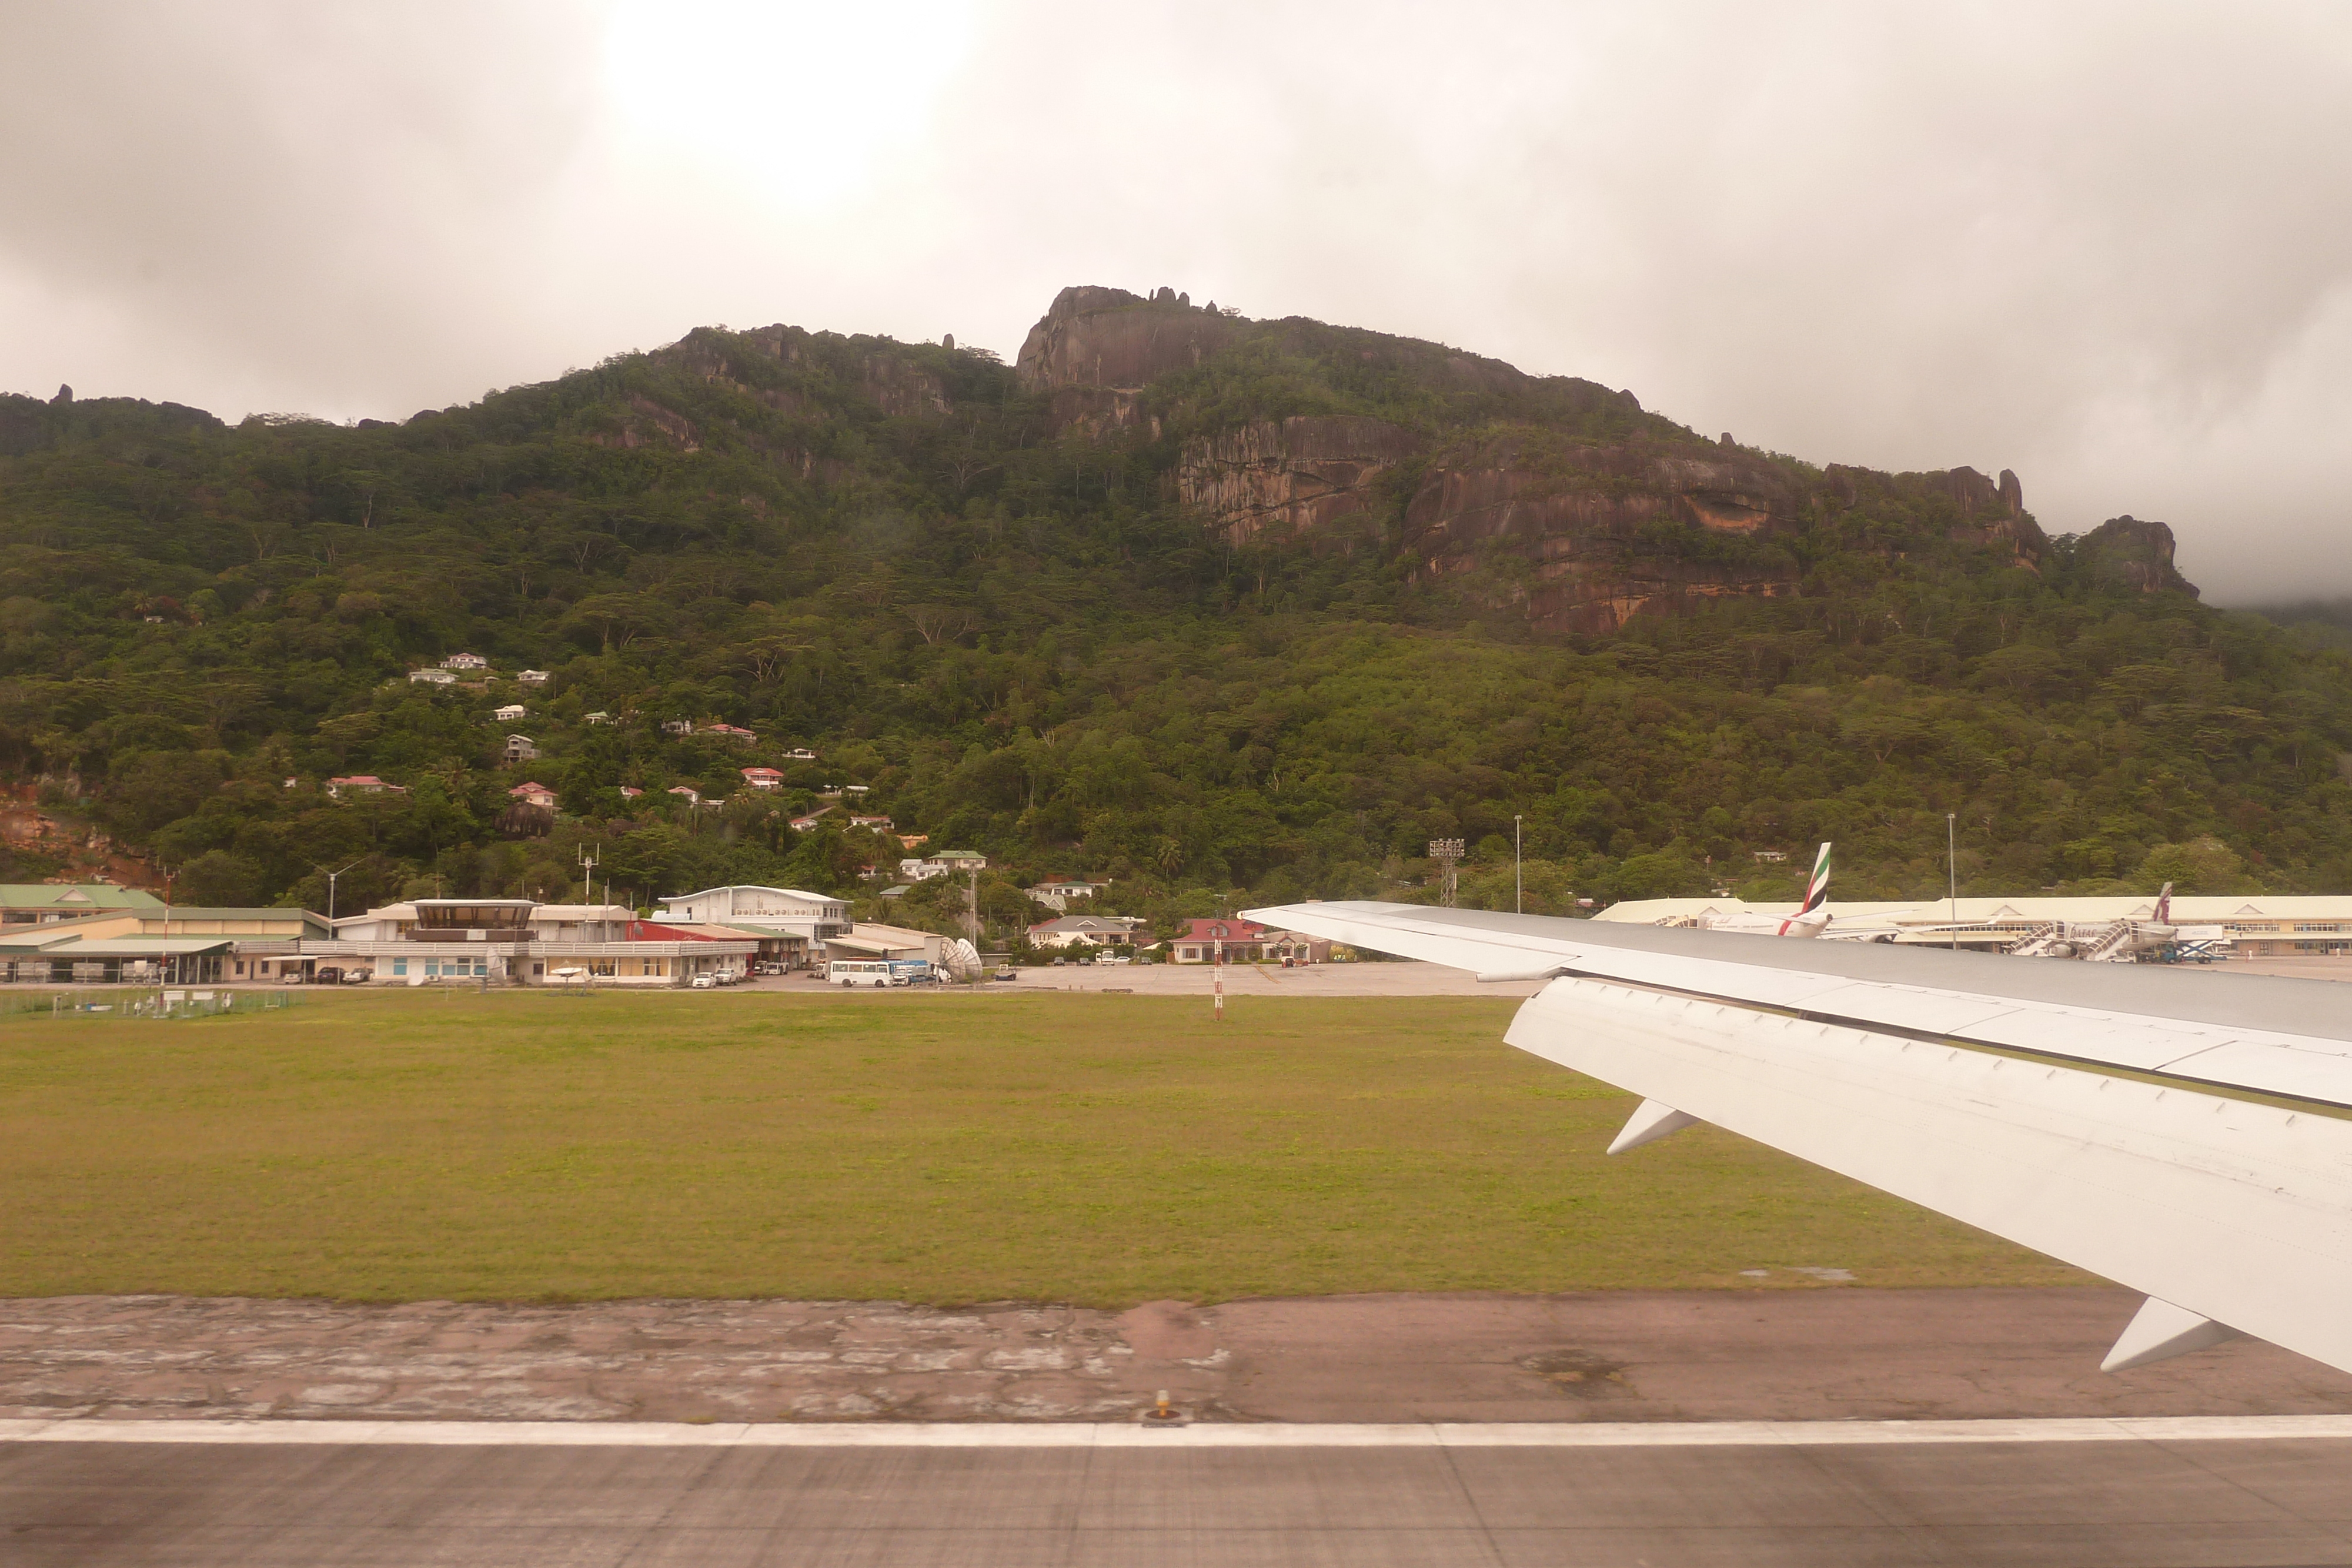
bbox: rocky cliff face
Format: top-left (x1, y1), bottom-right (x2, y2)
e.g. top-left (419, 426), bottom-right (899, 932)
top-left (1014, 286), bottom-right (2103, 634)
top-left (2077, 516), bottom-right (2195, 596)
top-left (1017, 286), bottom-right (1241, 393)
top-left (1174, 417), bottom-right (1421, 543)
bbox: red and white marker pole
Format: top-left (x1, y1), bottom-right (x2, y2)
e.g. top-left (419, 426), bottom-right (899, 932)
top-left (1213, 940), bottom-right (1224, 1023)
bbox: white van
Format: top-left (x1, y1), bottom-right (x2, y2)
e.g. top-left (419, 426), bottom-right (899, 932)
top-left (829, 959), bottom-right (896, 989)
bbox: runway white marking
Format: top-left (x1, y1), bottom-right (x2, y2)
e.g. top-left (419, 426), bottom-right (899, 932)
top-left (7, 1415), bottom-right (2352, 1447)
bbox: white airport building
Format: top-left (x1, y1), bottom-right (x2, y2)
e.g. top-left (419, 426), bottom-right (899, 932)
top-left (302, 899), bottom-right (756, 985)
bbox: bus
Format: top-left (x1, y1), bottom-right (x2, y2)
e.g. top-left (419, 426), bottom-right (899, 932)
top-left (828, 959), bottom-right (897, 988)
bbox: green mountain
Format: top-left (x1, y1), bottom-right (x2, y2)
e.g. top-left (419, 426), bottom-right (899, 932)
top-left (1, 286), bottom-right (2344, 934)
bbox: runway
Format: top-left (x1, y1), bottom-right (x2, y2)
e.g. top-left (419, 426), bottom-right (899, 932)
top-left (11, 1418), bottom-right (2352, 1566)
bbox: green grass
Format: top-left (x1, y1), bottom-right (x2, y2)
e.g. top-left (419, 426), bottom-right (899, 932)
top-left (0, 991), bottom-right (2083, 1303)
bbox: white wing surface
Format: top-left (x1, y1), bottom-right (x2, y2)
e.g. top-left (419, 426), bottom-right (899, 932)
top-left (1245, 901), bottom-right (2352, 1377)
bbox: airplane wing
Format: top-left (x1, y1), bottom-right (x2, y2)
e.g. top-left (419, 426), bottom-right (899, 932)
top-left (1246, 900), bottom-right (2352, 1377)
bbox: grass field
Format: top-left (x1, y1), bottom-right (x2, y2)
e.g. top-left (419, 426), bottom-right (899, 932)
top-left (0, 989), bottom-right (2084, 1303)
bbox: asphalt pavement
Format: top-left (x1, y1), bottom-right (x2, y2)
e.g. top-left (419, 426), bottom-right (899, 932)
top-left (9, 1418), bottom-right (2352, 1566)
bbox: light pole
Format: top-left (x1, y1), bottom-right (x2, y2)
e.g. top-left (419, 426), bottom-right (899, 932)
top-left (315, 858), bottom-right (364, 924)
top-left (1947, 813), bottom-right (1958, 951)
top-left (1514, 815), bottom-right (1523, 915)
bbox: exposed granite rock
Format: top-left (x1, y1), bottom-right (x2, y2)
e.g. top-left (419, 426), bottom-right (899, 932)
top-left (1017, 286), bottom-right (1241, 394)
top-left (2078, 515), bottom-right (2196, 596)
top-left (1176, 416), bottom-right (1423, 543)
top-left (1401, 437), bottom-right (1808, 634)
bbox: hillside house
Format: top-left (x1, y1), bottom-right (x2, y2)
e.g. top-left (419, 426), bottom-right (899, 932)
top-left (442, 653), bottom-right (489, 670)
top-left (660, 720), bottom-right (694, 736)
top-left (584, 711), bottom-right (612, 725)
top-left (741, 767), bottom-right (784, 790)
top-left (619, 786), bottom-right (643, 800)
top-left (1027, 876), bottom-right (1107, 911)
top-left (667, 785), bottom-right (700, 805)
top-left (503, 734), bottom-right (540, 763)
top-left (701, 723), bottom-right (757, 743)
top-left (784, 747), bottom-right (818, 761)
top-left (1027, 914), bottom-right (1148, 950)
top-left (848, 814), bottom-right (894, 830)
top-left (407, 668), bottom-right (456, 686)
top-left (509, 781), bottom-right (559, 810)
top-left (493, 704), bottom-right (526, 721)
top-left (517, 670), bottom-right (550, 686)
top-left (326, 775), bottom-right (406, 799)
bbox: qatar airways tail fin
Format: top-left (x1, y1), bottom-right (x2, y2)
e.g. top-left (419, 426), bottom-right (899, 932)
top-left (2153, 881), bottom-right (2174, 925)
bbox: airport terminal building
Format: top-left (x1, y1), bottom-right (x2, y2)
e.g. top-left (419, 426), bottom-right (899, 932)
top-left (300, 900), bottom-right (757, 986)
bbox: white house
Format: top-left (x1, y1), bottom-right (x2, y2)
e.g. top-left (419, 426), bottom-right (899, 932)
top-left (741, 767), bottom-right (784, 790)
top-left (900, 857), bottom-right (950, 882)
top-left (784, 747), bottom-right (818, 761)
top-left (407, 668), bottom-right (456, 686)
top-left (442, 653), bottom-right (489, 670)
top-left (1027, 914), bottom-right (1147, 950)
top-left (503, 734), bottom-right (540, 763)
top-left (660, 719), bottom-right (694, 736)
top-left (1027, 876), bottom-right (1108, 911)
top-left (584, 711), bottom-right (612, 725)
top-left (667, 785), bottom-right (700, 805)
top-left (493, 704), bottom-right (527, 722)
top-left (848, 814), bottom-right (894, 830)
top-left (509, 781), bottom-right (558, 810)
top-left (517, 670), bottom-right (550, 686)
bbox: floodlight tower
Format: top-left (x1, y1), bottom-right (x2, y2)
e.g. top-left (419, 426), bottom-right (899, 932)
top-left (1429, 838), bottom-right (1466, 909)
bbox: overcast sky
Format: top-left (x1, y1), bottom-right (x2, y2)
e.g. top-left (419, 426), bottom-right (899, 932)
top-left (5, 1), bottom-right (2348, 603)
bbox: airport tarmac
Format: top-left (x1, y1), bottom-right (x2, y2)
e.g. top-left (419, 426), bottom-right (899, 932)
top-left (7, 1289), bottom-right (2348, 1426)
top-left (11, 1417), bottom-right (2352, 1565)
top-left (763, 952), bottom-right (2352, 1000)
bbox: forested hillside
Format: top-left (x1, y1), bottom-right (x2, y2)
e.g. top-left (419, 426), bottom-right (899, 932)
top-left (2, 287), bottom-right (2346, 937)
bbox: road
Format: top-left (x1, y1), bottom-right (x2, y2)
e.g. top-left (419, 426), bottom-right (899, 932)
top-left (9, 1417), bottom-right (2352, 1565)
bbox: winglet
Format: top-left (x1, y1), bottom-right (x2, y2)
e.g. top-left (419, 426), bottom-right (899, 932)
top-left (2101, 1296), bottom-right (2241, 1373)
top-left (1476, 965), bottom-right (1574, 984)
top-left (1607, 1098), bottom-right (1700, 1155)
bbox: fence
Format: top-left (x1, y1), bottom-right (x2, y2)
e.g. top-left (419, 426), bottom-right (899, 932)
top-left (0, 989), bottom-right (300, 1021)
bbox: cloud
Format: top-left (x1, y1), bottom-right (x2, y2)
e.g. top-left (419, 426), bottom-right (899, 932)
top-left (4, 0), bottom-right (2348, 600)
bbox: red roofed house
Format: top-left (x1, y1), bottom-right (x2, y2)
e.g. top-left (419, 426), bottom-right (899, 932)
top-left (741, 767), bottom-right (784, 790)
top-left (1171, 918), bottom-right (1331, 965)
top-left (509, 782), bottom-right (559, 810)
top-left (668, 785), bottom-right (700, 805)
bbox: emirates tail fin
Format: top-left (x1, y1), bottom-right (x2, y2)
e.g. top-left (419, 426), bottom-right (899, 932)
top-left (1799, 842), bottom-right (1833, 914)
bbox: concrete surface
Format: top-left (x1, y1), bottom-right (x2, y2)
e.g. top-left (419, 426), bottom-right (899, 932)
top-left (758, 959), bottom-right (1543, 998)
top-left (8, 1288), bottom-right (2350, 1426)
top-left (12, 1423), bottom-right (2352, 1565)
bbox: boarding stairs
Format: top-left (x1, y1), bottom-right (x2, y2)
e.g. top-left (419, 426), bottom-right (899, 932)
top-left (2079, 921), bottom-right (2140, 962)
top-left (2004, 922), bottom-right (2068, 957)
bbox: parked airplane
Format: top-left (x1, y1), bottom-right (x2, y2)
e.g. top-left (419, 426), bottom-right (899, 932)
top-left (1248, 896), bottom-right (2352, 1379)
top-left (1698, 842), bottom-right (1835, 937)
top-left (2003, 883), bottom-right (2223, 961)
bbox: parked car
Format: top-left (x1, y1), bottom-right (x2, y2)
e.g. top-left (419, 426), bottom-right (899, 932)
top-left (991, 967), bottom-right (1017, 982)
top-left (313, 967), bottom-right (342, 985)
top-left (690, 974), bottom-right (718, 989)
